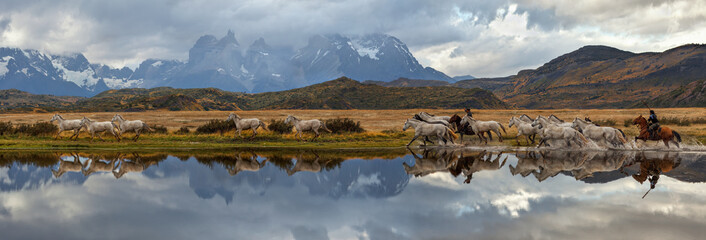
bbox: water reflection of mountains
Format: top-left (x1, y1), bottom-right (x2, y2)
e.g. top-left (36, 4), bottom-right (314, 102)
top-left (0, 150), bottom-right (411, 201)
top-left (1, 149), bottom-right (705, 198)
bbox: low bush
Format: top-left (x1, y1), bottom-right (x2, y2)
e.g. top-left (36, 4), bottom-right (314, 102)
top-left (14, 122), bottom-right (58, 136)
top-left (324, 118), bottom-right (364, 134)
top-left (268, 119), bottom-right (293, 134)
top-left (196, 119), bottom-right (236, 135)
top-left (175, 126), bottom-right (191, 134)
top-left (150, 125), bottom-right (168, 134)
top-left (0, 121), bottom-right (12, 135)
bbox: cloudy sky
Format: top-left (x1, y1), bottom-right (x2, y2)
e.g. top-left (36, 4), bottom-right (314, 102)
top-left (0, 0), bottom-right (705, 77)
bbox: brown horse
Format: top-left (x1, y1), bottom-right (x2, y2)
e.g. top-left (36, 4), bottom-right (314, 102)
top-left (448, 114), bottom-right (491, 143)
top-left (633, 115), bottom-right (682, 148)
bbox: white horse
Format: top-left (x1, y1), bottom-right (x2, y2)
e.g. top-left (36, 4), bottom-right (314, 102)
top-left (509, 116), bottom-right (540, 145)
top-left (519, 114), bottom-right (534, 123)
top-left (226, 113), bottom-right (268, 139)
top-left (49, 114), bottom-right (83, 140)
top-left (402, 119), bottom-right (457, 146)
top-left (460, 116), bottom-right (506, 144)
top-left (548, 114), bottom-right (573, 128)
top-left (419, 112), bottom-right (451, 121)
top-left (532, 116), bottom-right (588, 148)
top-left (80, 117), bottom-right (121, 142)
top-left (284, 115), bottom-right (331, 141)
top-left (111, 114), bottom-right (154, 141)
top-left (414, 112), bottom-right (450, 126)
top-left (226, 152), bottom-right (267, 176)
top-left (571, 118), bottom-right (626, 147)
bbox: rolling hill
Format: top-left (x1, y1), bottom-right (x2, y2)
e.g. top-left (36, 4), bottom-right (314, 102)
top-left (1, 77), bottom-right (507, 112)
top-left (0, 89), bottom-right (82, 112)
top-left (651, 80), bottom-right (706, 107)
top-left (494, 44), bottom-right (706, 108)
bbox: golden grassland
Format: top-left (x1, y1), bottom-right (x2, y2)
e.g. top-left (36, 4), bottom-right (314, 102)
top-left (1, 108), bottom-right (705, 149)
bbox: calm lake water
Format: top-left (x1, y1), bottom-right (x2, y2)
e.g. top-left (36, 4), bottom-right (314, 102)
top-left (1, 148), bottom-right (705, 240)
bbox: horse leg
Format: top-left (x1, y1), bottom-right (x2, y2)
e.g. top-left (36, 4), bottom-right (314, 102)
top-left (55, 129), bottom-right (63, 139)
top-left (251, 128), bottom-right (257, 140)
top-left (312, 129), bottom-right (319, 142)
top-left (407, 135), bottom-right (419, 146)
top-left (97, 132), bottom-right (105, 141)
top-left (494, 130), bottom-right (503, 142)
top-left (90, 132), bottom-right (95, 142)
top-left (237, 128), bottom-right (242, 139)
top-left (663, 139), bottom-right (670, 149)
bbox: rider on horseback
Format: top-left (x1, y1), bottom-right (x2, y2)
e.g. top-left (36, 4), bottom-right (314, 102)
top-left (464, 108), bottom-right (473, 118)
top-left (648, 110), bottom-right (659, 139)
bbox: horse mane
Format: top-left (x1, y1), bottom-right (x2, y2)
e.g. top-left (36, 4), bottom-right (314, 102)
top-left (549, 114), bottom-right (564, 122)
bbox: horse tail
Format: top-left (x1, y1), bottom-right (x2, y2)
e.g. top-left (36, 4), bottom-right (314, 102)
top-left (499, 123), bottom-right (507, 134)
top-left (576, 131), bottom-right (589, 144)
top-left (321, 121), bottom-right (332, 133)
top-left (446, 127), bottom-right (458, 140)
top-left (143, 123), bottom-right (155, 132)
top-left (673, 130), bottom-right (682, 142)
top-left (259, 120), bottom-right (268, 131)
top-left (615, 129), bottom-right (627, 143)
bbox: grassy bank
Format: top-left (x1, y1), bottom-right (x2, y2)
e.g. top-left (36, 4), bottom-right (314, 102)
top-left (0, 131), bottom-right (413, 150)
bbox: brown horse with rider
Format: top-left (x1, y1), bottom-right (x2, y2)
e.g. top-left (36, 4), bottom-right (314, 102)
top-left (633, 113), bottom-right (682, 148)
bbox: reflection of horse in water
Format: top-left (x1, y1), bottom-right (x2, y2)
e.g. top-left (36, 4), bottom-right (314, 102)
top-left (570, 151), bottom-right (631, 180)
top-left (449, 151), bottom-right (507, 184)
top-left (533, 151), bottom-right (591, 182)
top-left (626, 152), bottom-right (681, 197)
top-left (509, 151), bottom-right (541, 177)
top-left (403, 148), bottom-right (456, 177)
top-left (225, 152), bottom-right (266, 176)
top-left (52, 153), bottom-right (84, 178)
top-left (82, 155), bottom-right (119, 176)
top-left (113, 154), bottom-right (147, 179)
top-left (286, 152), bottom-right (322, 176)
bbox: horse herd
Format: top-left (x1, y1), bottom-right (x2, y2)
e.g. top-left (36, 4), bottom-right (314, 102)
top-left (405, 111), bottom-right (682, 149)
top-left (48, 113), bottom-right (331, 142)
top-left (48, 110), bottom-right (682, 149)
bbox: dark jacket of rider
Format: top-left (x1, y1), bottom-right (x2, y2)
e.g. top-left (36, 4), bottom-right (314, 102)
top-left (648, 110), bottom-right (659, 124)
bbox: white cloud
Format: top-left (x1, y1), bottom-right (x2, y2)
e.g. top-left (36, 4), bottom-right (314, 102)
top-left (0, 0), bottom-right (704, 76)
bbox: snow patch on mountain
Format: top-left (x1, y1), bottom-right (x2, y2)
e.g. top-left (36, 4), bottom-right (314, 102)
top-left (351, 39), bottom-right (380, 60)
top-left (51, 58), bottom-right (100, 88)
top-left (0, 56), bottom-right (12, 76)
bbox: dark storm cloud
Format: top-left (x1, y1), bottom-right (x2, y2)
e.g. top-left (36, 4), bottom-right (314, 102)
top-left (0, 0), bottom-right (703, 76)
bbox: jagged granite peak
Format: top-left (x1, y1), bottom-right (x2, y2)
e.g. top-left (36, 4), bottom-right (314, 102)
top-left (291, 33), bottom-right (453, 84)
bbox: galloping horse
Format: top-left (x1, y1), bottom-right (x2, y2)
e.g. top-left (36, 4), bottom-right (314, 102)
top-left (448, 114), bottom-right (492, 143)
top-left (111, 114), bottom-right (154, 141)
top-left (460, 116), bottom-right (506, 144)
top-left (285, 115), bottom-right (331, 141)
top-left (226, 113), bottom-right (268, 139)
top-left (403, 119), bottom-right (457, 146)
top-left (633, 115), bottom-right (681, 148)
top-left (49, 114), bottom-right (83, 140)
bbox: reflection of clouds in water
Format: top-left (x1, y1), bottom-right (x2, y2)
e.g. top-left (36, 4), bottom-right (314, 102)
top-left (490, 190), bottom-right (541, 218)
top-left (0, 152), bottom-right (706, 239)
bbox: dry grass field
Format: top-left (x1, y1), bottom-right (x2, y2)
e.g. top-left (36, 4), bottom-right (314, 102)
top-left (2, 108), bottom-right (705, 142)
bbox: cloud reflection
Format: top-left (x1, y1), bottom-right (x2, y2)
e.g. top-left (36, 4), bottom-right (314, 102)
top-left (0, 149), bottom-right (705, 239)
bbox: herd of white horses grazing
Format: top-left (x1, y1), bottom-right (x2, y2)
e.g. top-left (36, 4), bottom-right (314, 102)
top-left (405, 111), bottom-right (644, 149)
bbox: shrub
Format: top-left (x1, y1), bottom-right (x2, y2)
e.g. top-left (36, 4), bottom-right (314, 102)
top-left (15, 122), bottom-right (58, 136)
top-left (150, 125), bottom-right (168, 134)
top-left (623, 119), bottom-right (632, 127)
top-left (324, 118), bottom-right (364, 134)
top-left (196, 119), bottom-right (236, 135)
top-left (268, 119), bottom-right (293, 134)
top-left (175, 126), bottom-right (191, 134)
top-left (0, 121), bottom-right (12, 135)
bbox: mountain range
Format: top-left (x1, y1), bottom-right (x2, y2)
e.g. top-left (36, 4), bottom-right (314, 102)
top-left (0, 31), bottom-right (452, 97)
